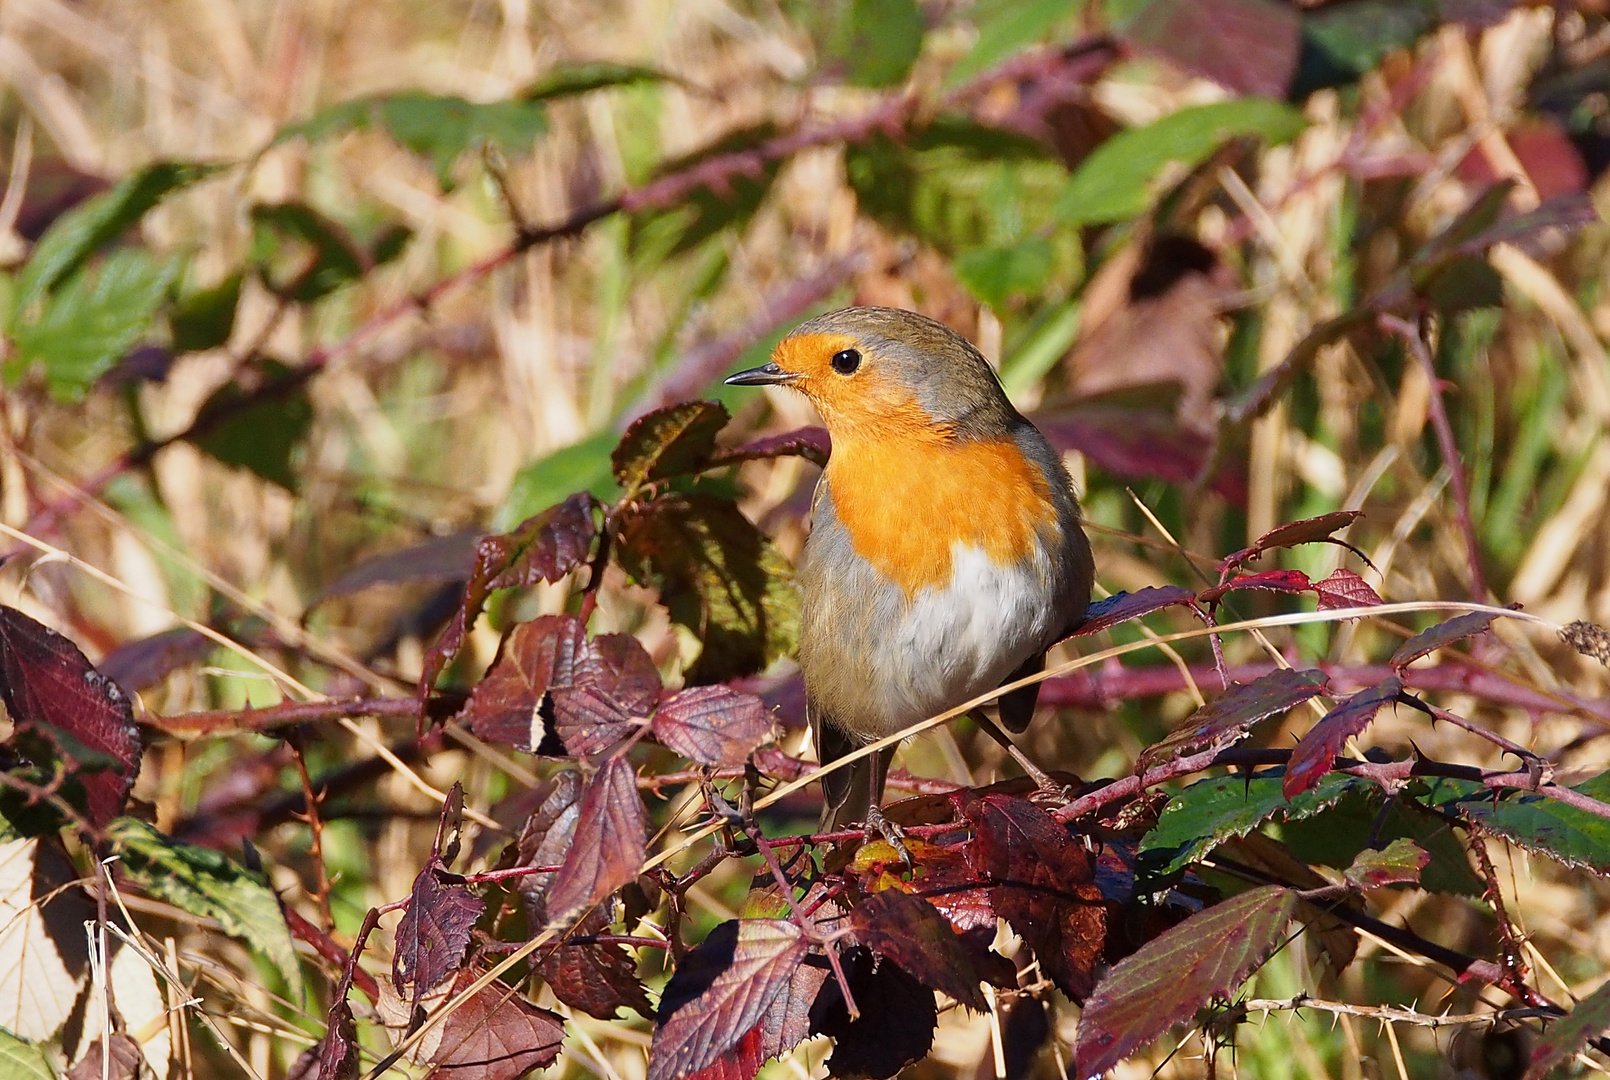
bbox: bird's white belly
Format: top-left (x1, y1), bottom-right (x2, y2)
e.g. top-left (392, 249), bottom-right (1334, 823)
top-left (856, 543), bottom-right (1058, 733)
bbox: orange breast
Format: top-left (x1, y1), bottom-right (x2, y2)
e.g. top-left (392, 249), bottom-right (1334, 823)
top-left (824, 429), bottom-right (1059, 596)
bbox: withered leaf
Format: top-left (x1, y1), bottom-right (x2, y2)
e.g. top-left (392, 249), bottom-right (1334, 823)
top-left (652, 685), bottom-right (770, 766)
top-left (846, 889), bottom-right (987, 1012)
top-left (1284, 678), bottom-right (1403, 800)
top-left (1135, 668), bottom-right (1328, 773)
top-left (419, 493), bottom-right (599, 699)
top-left (0, 605), bottom-right (140, 827)
top-left (431, 968), bottom-right (565, 1080)
top-left (544, 755), bottom-right (648, 926)
top-left (66, 1034), bottom-right (142, 1080)
top-left (648, 919), bottom-right (809, 1080)
top-left (962, 793), bottom-right (1105, 1001)
top-left (613, 400), bottom-right (731, 491)
top-left (616, 493), bottom-right (800, 684)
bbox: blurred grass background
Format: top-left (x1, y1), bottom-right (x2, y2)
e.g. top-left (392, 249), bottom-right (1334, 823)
top-left (4, 1), bottom-right (1610, 1077)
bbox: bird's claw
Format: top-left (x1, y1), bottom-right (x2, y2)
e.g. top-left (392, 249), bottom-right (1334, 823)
top-left (865, 805), bottom-right (914, 866)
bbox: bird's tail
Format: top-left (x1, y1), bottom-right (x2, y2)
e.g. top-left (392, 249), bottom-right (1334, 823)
top-left (812, 711), bottom-right (894, 831)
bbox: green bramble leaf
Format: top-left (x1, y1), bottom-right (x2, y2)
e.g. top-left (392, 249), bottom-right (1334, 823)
top-left (7, 249), bottom-right (181, 402)
top-left (12, 160), bottom-right (216, 314)
top-left (1137, 770), bottom-right (1361, 879)
top-left (1057, 99), bottom-right (1305, 227)
top-left (522, 61), bottom-right (675, 101)
top-left (617, 492), bottom-right (800, 684)
top-left (108, 818), bottom-right (303, 1002)
top-left (945, 0), bottom-right (1083, 87)
top-left (495, 431), bottom-right (621, 532)
top-left (849, 117), bottom-right (1064, 252)
top-left (827, 0), bottom-right (926, 88)
top-left (0, 1029), bottom-right (54, 1080)
top-left (276, 92), bottom-right (549, 190)
top-left (191, 360), bottom-right (313, 490)
top-left (170, 271), bottom-right (243, 354)
top-left (249, 202), bottom-right (366, 303)
top-left (954, 237), bottom-right (1057, 308)
top-left (1457, 772), bottom-right (1610, 875)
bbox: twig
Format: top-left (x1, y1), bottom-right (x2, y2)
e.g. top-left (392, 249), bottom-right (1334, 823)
top-left (1378, 313), bottom-right (1487, 598)
top-left (1037, 659), bottom-right (1610, 727)
top-left (1237, 995), bottom-right (1551, 1028)
top-left (286, 731), bottom-right (334, 933)
top-left (148, 695), bottom-right (425, 737)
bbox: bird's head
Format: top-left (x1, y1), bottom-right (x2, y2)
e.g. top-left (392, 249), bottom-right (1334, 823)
top-left (725, 307), bottom-right (1020, 442)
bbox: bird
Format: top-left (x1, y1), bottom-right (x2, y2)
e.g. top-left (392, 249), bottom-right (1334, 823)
top-left (725, 306), bottom-right (1094, 837)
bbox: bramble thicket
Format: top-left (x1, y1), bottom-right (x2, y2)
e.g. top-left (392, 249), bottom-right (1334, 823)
top-left (3, 3), bottom-right (1610, 1079)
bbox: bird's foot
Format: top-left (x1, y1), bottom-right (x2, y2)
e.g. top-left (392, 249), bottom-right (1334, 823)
top-left (864, 805), bottom-right (914, 866)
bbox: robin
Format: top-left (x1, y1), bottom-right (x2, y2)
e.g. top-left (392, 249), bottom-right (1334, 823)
top-left (726, 306), bottom-right (1094, 836)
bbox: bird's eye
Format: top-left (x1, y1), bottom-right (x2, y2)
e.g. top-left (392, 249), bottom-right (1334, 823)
top-left (830, 348), bottom-right (862, 375)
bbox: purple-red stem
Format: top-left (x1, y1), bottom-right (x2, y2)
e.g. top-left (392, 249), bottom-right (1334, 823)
top-left (1378, 313), bottom-right (1487, 598)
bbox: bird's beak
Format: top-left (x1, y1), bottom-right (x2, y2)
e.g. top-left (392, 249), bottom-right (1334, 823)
top-left (724, 362), bottom-right (798, 386)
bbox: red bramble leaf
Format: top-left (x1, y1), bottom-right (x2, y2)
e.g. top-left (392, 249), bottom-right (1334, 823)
top-left (459, 615), bottom-right (588, 751)
top-left (544, 755), bottom-right (648, 926)
top-left (1067, 585), bottom-right (1196, 638)
top-left (902, 843), bottom-right (995, 932)
top-left (613, 400), bottom-right (731, 491)
top-left (460, 616), bottom-right (662, 754)
top-left (1390, 612), bottom-right (1499, 670)
top-left (1283, 677), bottom-right (1404, 800)
top-left (0, 605), bottom-right (141, 827)
top-left (812, 948), bottom-right (937, 1080)
top-left (419, 493), bottom-right (599, 699)
top-left (652, 685), bottom-right (770, 766)
top-left (1197, 569), bottom-right (1313, 607)
top-left (647, 919), bottom-right (809, 1080)
top-left (1136, 668), bottom-right (1328, 773)
top-left (708, 426), bottom-right (830, 469)
top-left (1117, 0), bottom-right (1300, 98)
top-left (1219, 510), bottom-right (1364, 576)
top-left (549, 685), bottom-right (639, 757)
top-left (847, 889), bottom-right (988, 1012)
top-left (539, 906), bottom-right (654, 1020)
top-left (513, 771), bottom-right (582, 920)
top-left (961, 793), bottom-right (1105, 1001)
top-left (1073, 885), bottom-right (1296, 1076)
top-left (392, 865), bottom-right (483, 1000)
top-left (430, 967), bottom-right (565, 1080)
top-left (579, 632), bottom-right (661, 715)
top-left (1313, 567), bottom-right (1383, 611)
top-left (1524, 973), bottom-right (1610, 1080)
